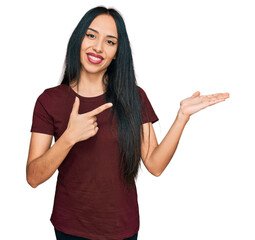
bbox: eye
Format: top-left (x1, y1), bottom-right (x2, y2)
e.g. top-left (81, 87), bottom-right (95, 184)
top-left (85, 33), bottom-right (95, 39)
top-left (106, 40), bottom-right (116, 46)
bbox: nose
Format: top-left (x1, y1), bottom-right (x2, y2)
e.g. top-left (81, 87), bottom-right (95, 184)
top-left (92, 38), bottom-right (103, 53)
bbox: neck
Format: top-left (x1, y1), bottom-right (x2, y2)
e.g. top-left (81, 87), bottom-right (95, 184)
top-left (71, 69), bottom-right (107, 96)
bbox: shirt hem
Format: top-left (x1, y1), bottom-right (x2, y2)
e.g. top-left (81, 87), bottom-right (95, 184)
top-left (50, 217), bottom-right (139, 240)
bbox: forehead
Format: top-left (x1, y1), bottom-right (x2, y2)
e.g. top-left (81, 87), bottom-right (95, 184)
top-left (88, 14), bottom-right (118, 37)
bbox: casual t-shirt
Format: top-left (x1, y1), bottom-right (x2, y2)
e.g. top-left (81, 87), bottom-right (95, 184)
top-left (30, 84), bottom-right (159, 240)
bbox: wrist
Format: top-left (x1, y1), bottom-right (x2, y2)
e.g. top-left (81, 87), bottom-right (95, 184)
top-left (177, 108), bottom-right (190, 123)
top-left (63, 129), bottom-right (77, 147)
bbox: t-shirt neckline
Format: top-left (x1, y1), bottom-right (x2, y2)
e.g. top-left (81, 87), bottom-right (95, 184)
top-left (66, 84), bottom-right (106, 102)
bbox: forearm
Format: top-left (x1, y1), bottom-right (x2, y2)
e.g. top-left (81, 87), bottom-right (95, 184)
top-left (27, 130), bottom-right (75, 188)
top-left (150, 109), bottom-right (190, 176)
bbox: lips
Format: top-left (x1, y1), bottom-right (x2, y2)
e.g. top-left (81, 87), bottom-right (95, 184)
top-left (87, 52), bottom-right (104, 64)
top-left (87, 52), bottom-right (104, 60)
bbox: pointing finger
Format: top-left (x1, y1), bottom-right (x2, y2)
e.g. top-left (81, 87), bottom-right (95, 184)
top-left (88, 102), bottom-right (113, 117)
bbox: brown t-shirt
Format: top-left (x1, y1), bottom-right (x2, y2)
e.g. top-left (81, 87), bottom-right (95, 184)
top-left (30, 84), bottom-right (159, 240)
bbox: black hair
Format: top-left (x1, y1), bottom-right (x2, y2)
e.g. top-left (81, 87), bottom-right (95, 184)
top-left (60, 6), bottom-right (151, 191)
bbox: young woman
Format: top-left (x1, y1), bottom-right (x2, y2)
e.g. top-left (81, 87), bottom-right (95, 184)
top-left (26, 6), bottom-right (230, 240)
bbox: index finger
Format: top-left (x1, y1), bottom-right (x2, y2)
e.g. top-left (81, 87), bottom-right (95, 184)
top-left (88, 102), bottom-right (113, 117)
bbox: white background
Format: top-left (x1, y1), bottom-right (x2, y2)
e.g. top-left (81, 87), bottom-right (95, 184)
top-left (1, 0), bottom-right (254, 239)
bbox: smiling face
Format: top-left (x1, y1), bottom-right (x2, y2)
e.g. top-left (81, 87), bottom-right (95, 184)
top-left (80, 14), bottom-right (118, 75)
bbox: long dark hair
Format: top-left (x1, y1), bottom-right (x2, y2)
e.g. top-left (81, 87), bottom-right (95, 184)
top-left (59, 6), bottom-right (151, 191)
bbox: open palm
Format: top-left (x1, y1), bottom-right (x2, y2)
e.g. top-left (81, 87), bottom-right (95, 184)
top-left (178, 91), bottom-right (230, 118)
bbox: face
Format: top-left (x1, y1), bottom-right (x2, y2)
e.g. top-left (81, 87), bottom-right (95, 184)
top-left (80, 14), bottom-right (118, 74)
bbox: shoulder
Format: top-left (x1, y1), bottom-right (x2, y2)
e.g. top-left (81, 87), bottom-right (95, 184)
top-left (32, 84), bottom-right (71, 120)
top-left (137, 85), bottom-right (145, 94)
top-left (37, 84), bottom-right (68, 102)
top-left (43, 84), bottom-right (68, 97)
top-left (35, 84), bottom-right (69, 113)
top-left (137, 85), bottom-right (146, 99)
top-left (136, 85), bottom-right (149, 103)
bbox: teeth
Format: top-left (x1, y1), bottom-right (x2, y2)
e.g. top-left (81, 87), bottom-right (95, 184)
top-left (88, 55), bottom-right (102, 61)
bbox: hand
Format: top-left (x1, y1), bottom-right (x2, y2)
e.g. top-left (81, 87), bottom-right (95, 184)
top-left (66, 96), bottom-right (113, 144)
top-left (177, 91), bottom-right (230, 120)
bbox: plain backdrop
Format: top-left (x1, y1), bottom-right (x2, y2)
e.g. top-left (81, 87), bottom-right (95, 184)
top-left (1, 0), bottom-right (254, 239)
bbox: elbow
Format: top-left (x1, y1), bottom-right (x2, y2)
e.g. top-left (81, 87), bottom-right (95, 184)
top-left (151, 167), bottom-right (161, 177)
top-left (26, 170), bottom-right (38, 188)
top-left (26, 177), bottom-right (37, 188)
top-left (154, 171), bottom-right (162, 177)
top-left (30, 182), bottom-right (38, 188)
top-left (153, 163), bottom-right (162, 177)
top-left (29, 183), bottom-right (37, 188)
top-left (150, 161), bottom-right (162, 177)
top-left (148, 168), bottom-right (161, 177)
top-left (26, 164), bottom-right (38, 188)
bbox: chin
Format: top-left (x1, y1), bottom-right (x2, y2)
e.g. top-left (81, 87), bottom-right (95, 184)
top-left (83, 66), bottom-right (106, 75)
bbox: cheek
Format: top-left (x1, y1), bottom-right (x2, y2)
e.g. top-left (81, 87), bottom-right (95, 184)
top-left (80, 41), bottom-right (91, 61)
top-left (107, 47), bottom-right (117, 59)
top-left (81, 39), bottom-right (91, 52)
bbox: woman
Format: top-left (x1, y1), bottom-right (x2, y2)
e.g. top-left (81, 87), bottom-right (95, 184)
top-left (26, 6), bottom-right (230, 240)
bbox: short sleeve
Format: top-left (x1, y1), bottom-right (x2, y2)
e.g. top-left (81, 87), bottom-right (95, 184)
top-left (30, 91), bottom-right (54, 135)
top-left (138, 86), bottom-right (159, 124)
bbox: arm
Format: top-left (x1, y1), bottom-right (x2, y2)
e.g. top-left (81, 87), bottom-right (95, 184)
top-left (26, 130), bottom-right (75, 188)
top-left (141, 91), bottom-right (230, 176)
top-left (27, 97), bottom-right (113, 188)
top-left (141, 112), bottom-right (189, 177)
top-left (148, 112), bottom-right (189, 176)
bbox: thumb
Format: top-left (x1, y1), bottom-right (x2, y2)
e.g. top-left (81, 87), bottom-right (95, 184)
top-left (71, 96), bottom-right (80, 115)
top-left (192, 91), bottom-right (200, 97)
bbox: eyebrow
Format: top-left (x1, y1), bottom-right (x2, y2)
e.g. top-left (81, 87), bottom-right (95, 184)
top-left (87, 27), bottom-right (118, 40)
